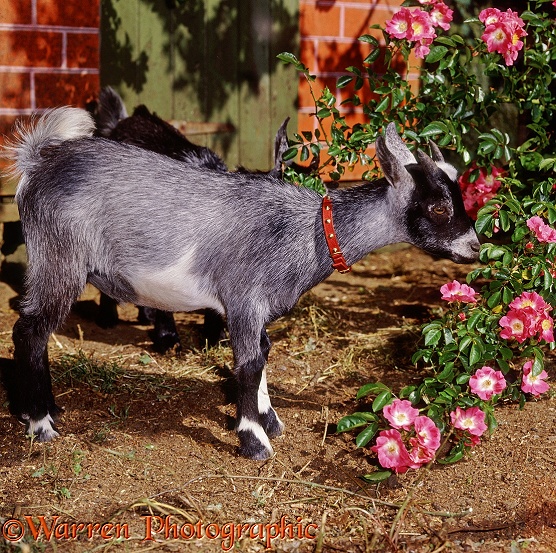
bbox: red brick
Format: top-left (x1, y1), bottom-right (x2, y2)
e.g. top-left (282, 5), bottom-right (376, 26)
top-left (300, 2), bottom-right (342, 37)
top-left (0, 30), bottom-right (63, 67)
top-left (0, 72), bottom-right (31, 109)
top-left (344, 6), bottom-right (391, 39)
top-left (37, 0), bottom-right (100, 28)
top-left (297, 111), bottom-right (318, 134)
top-left (0, 2), bottom-right (32, 24)
top-left (34, 72), bottom-right (99, 108)
top-left (300, 39), bottom-right (317, 73)
top-left (316, 39), bottom-right (368, 73)
top-left (66, 32), bottom-right (99, 69)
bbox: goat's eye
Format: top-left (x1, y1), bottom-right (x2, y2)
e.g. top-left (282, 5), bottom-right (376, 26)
top-left (433, 206), bottom-right (446, 215)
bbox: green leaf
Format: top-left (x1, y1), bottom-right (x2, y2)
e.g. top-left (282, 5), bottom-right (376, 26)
top-left (356, 382), bottom-right (390, 400)
top-left (337, 75), bottom-right (353, 88)
top-left (356, 423), bottom-right (379, 448)
top-left (282, 146), bottom-right (298, 161)
top-left (439, 449), bottom-right (464, 464)
top-left (420, 122), bottom-right (448, 138)
top-left (376, 96), bottom-right (390, 113)
top-left (487, 290), bottom-right (502, 309)
top-left (372, 390), bottom-right (392, 413)
top-left (475, 215), bottom-right (493, 235)
top-left (361, 471), bottom-right (392, 483)
top-left (469, 342), bottom-right (482, 366)
top-left (425, 45), bottom-right (448, 63)
top-left (424, 328), bottom-right (442, 346)
top-left (336, 414), bottom-right (371, 433)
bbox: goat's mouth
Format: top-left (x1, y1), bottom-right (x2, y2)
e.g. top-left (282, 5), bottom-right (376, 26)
top-left (450, 252), bottom-right (480, 264)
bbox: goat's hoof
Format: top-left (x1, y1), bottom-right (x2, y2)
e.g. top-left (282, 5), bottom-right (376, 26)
top-left (237, 425), bottom-right (274, 460)
top-left (238, 442), bottom-right (274, 461)
top-left (149, 332), bottom-right (182, 355)
top-left (261, 410), bottom-right (285, 439)
top-left (22, 413), bottom-right (60, 442)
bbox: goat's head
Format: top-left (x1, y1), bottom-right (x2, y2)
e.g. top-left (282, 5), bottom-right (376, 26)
top-left (376, 123), bottom-right (480, 264)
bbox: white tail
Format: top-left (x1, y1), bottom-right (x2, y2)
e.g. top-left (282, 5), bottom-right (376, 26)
top-left (5, 107), bottom-right (95, 197)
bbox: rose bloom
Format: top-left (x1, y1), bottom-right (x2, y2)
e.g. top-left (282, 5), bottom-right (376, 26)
top-left (522, 360), bottom-right (550, 396)
top-left (440, 280), bottom-right (477, 303)
top-left (479, 7), bottom-right (503, 26)
top-left (413, 415), bottom-right (441, 451)
top-left (371, 429), bottom-right (411, 473)
top-left (502, 291), bottom-right (555, 344)
top-left (408, 440), bottom-right (436, 468)
top-left (480, 8), bottom-right (527, 66)
top-left (385, 8), bottom-right (436, 59)
top-left (509, 291), bottom-right (550, 314)
top-left (385, 8), bottom-right (414, 39)
top-left (527, 216), bottom-right (556, 243)
top-left (499, 308), bottom-right (534, 343)
top-left (450, 406), bottom-right (488, 437)
top-left (429, 2), bottom-right (453, 31)
top-left (539, 315), bottom-right (555, 343)
top-left (409, 8), bottom-right (435, 42)
top-left (458, 164), bottom-right (503, 219)
top-left (383, 399), bottom-right (419, 431)
top-left (469, 366), bottom-right (507, 401)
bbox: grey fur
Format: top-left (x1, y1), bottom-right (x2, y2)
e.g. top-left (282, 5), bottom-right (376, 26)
top-left (5, 108), bottom-right (480, 459)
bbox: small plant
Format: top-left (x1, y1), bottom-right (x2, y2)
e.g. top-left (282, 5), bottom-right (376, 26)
top-left (52, 350), bottom-right (125, 394)
top-left (280, 0), bottom-right (556, 474)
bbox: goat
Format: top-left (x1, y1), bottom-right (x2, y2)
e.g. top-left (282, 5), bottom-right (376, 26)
top-left (5, 107), bottom-right (480, 459)
top-left (90, 87), bottom-right (299, 352)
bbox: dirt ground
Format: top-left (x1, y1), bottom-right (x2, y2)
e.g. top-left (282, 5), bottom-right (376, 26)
top-left (1, 245), bottom-right (556, 552)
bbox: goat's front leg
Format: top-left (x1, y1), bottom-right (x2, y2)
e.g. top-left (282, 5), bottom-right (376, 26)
top-left (258, 331), bottom-right (284, 439)
top-left (228, 317), bottom-right (281, 459)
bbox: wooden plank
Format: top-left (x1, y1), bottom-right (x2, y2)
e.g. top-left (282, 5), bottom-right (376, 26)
top-left (99, 0), bottom-right (300, 170)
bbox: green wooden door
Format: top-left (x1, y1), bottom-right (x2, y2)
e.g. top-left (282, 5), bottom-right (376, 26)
top-left (100, 0), bottom-right (299, 171)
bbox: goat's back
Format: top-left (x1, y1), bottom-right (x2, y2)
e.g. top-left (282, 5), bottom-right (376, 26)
top-left (17, 137), bottom-right (323, 282)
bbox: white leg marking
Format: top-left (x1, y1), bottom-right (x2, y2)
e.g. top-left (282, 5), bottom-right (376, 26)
top-left (237, 418), bottom-right (273, 454)
top-left (258, 368), bottom-right (272, 414)
top-left (258, 368), bottom-right (285, 433)
top-left (25, 414), bottom-right (59, 441)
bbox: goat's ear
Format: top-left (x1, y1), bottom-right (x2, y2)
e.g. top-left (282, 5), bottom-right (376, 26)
top-left (384, 122), bottom-right (417, 166)
top-left (416, 149), bottom-right (439, 175)
top-left (270, 117), bottom-right (291, 177)
top-left (376, 135), bottom-right (412, 188)
top-left (428, 141), bottom-right (459, 181)
top-left (429, 141), bottom-right (444, 162)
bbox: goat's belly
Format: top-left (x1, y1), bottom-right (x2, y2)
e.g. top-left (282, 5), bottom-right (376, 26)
top-left (130, 254), bottom-right (224, 314)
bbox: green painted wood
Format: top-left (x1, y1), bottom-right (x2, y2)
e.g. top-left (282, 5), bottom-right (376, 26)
top-left (100, 0), bottom-right (299, 171)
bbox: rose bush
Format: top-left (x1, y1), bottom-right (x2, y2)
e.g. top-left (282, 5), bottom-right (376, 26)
top-left (280, 0), bottom-right (556, 476)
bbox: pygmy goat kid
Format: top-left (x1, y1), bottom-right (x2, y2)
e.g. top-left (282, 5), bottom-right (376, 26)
top-left (6, 108), bottom-right (480, 459)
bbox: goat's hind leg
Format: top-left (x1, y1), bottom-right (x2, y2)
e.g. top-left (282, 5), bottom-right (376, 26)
top-left (228, 315), bottom-right (277, 460)
top-left (8, 266), bottom-right (85, 441)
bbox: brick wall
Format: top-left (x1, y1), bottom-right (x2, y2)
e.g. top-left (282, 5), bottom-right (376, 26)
top-left (0, 1), bottom-right (99, 137)
top-left (0, 0), bottom-right (408, 183)
top-left (298, 0), bottom-right (418, 179)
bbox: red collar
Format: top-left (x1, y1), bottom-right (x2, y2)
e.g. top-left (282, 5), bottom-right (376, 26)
top-left (321, 195), bottom-right (351, 274)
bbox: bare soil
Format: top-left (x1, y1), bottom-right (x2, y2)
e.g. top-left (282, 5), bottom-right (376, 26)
top-left (1, 245), bottom-right (556, 552)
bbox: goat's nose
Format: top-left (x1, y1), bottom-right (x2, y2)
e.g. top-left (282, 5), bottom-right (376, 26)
top-left (471, 242), bottom-right (480, 252)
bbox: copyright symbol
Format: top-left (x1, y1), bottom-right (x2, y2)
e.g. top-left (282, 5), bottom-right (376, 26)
top-left (2, 519), bottom-right (25, 541)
